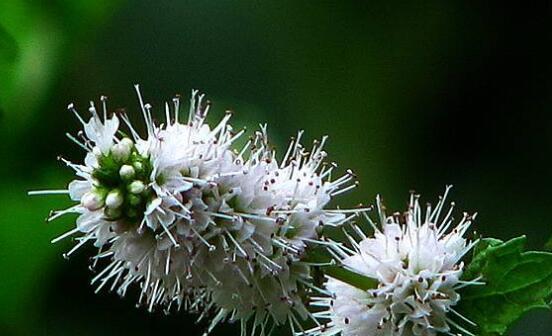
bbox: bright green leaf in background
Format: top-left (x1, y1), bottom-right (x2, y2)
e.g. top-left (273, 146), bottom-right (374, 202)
top-left (457, 237), bottom-right (552, 336)
top-left (0, 1), bottom-right (122, 333)
top-left (0, 0), bottom-right (122, 141)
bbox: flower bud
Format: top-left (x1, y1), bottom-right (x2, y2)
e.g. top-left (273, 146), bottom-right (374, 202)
top-left (133, 161), bottom-right (144, 172)
top-left (128, 194), bottom-right (142, 206)
top-left (120, 137), bottom-right (134, 149)
top-left (104, 206), bottom-right (122, 219)
top-left (126, 207), bottom-right (139, 218)
top-left (119, 165), bottom-right (135, 180)
top-left (128, 180), bottom-right (146, 194)
top-left (105, 189), bottom-right (124, 209)
top-left (111, 140), bottom-right (132, 162)
top-left (81, 191), bottom-right (105, 210)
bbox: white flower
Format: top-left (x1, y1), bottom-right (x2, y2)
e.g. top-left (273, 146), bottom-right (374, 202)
top-left (81, 190), bottom-right (105, 211)
top-left (194, 128), bottom-right (363, 335)
top-left (306, 186), bottom-right (481, 336)
top-left (29, 86), bottom-right (364, 336)
top-left (29, 87), bottom-right (240, 311)
top-left (81, 100), bottom-right (120, 154)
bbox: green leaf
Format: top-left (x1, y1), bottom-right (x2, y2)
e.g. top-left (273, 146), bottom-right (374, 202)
top-left (457, 236), bottom-right (552, 336)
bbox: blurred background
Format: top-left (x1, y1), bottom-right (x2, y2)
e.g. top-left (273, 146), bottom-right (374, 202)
top-left (1, 1), bottom-right (551, 335)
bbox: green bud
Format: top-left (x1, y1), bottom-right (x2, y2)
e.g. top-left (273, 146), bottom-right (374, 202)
top-left (104, 206), bottom-right (122, 219)
top-left (126, 207), bottom-right (139, 218)
top-left (128, 180), bottom-right (146, 194)
top-left (133, 161), bottom-right (144, 172)
top-left (128, 194), bottom-right (142, 206)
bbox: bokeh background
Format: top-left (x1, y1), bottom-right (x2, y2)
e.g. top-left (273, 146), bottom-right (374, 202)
top-left (1, 1), bottom-right (551, 335)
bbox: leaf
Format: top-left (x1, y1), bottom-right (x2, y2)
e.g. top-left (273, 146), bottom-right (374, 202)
top-left (461, 237), bottom-right (504, 280)
top-left (546, 236), bottom-right (552, 251)
top-left (456, 236), bottom-right (552, 336)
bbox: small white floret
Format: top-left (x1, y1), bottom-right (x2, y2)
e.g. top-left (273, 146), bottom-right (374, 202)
top-left (128, 180), bottom-right (145, 194)
top-left (81, 191), bottom-right (104, 210)
top-left (119, 165), bottom-right (135, 180)
top-left (111, 142), bottom-right (131, 161)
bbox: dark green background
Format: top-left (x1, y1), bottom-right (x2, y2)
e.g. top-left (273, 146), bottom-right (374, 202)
top-left (1, 1), bottom-right (551, 335)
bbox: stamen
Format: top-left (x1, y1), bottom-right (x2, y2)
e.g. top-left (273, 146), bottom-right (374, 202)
top-left (28, 189), bottom-right (69, 196)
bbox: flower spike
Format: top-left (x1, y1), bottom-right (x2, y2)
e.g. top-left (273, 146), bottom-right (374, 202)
top-left (304, 187), bottom-right (480, 336)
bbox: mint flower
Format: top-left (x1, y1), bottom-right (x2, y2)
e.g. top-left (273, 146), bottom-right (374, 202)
top-left (30, 86), bottom-right (552, 336)
top-left (31, 87), bottom-right (240, 310)
top-left (198, 129), bottom-right (361, 334)
top-left (30, 87), bottom-right (362, 335)
top-left (306, 187), bottom-right (482, 336)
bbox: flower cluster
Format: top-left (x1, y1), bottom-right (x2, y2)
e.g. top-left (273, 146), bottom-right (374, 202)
top-left (305, 186), bottom-right (481, 336)
top-left (31, 86), bottom-right (362, 334)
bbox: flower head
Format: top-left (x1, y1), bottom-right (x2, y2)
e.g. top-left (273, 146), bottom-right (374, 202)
top-left (189, 127), bottom-right (362, 334)
top-left (307, 186), bottom-right (481, 336)
top-left (30, 86), bottom-right (363, 335)
top-left (33, 87), bottom-right (240, 309)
